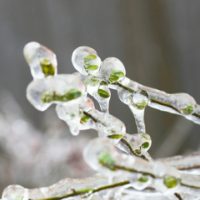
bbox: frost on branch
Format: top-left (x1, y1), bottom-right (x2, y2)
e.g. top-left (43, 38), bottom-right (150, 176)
top-left (3, 42), bottom-right (200, 200)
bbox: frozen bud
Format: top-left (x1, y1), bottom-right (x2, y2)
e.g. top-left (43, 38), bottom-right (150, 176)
top-left (97, 84), bottom-right (111, 113)
top-left (99, 57), bottom-right (126, 83)
top-left (117, 77), bottom-right (139, 104)
top-left (24, 42), bottom-right (57, 79)
top-left (83, 138), bottom-right (118, 176)
top-left (116, 133), bottom-right (151, 156)
top-left (140, 133), bottom-right (152, 153)
top-left (26, 75), bottom-right (84, 111)
top-left (153, 178), bottom-right (179, 195)
top-left (169, 93), bottom-right (196, 115)
top-left (129, 90), bottom-right (149, 110)
top-left (129, 174), bottom-right (152, 190)
top-left (79, 98), bottom-right (96, 130)
top-left (72, 46), bottom-right (101, 75)
top-left (85, 77), bottom-right (111, 112)
top-left (2, 185), bottom-right (29, 200)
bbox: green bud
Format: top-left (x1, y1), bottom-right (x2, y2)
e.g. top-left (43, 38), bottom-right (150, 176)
top-left (42, 89), bottom-right (82, 103)
top-left (98, 89), bottom-right (110, 98)
top-left (163, 176), bottom-right (178, 188)
top-left (107, 134), bottom-right (123, 139)
top-left (98, 151), bottom-right (116, 171)
top-left (138, 176), bottom-right (148, 183)
top-left (83, 55), bottom-right (97, 63)
top-left (135, 149), bottom-right (141, 155)
top-left (85, 65), bottom-right (98, 71)
top-left (141, 142), bottom-right (149, 149)
top-left (135, 100), bottom-right (147, 110)
top-left (181, 105), bottom-right (194, 114)
top-left (141, 133), bottom-right (151, 140)
top-left (85, 77), bottom-right (100, 87)
top-left (40, 58), bottom-right (55, 77)
top-left (108, 70), bottom-right (125, 83)
top-left (80, 115), bottom-right (90, 123)
top-left (100, 81), bottom-right (109, 86)
top-left (66, 89), bottom-right (82, 100)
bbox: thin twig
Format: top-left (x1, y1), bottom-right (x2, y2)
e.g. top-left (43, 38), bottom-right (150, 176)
top-left (29, 180), bottom-right (130, 200)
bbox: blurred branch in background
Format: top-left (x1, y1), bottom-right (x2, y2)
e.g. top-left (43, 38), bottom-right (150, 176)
top-left (0, 90), bottom-right (95, 192)
top-left (155, 117), bottom-right (194, 158)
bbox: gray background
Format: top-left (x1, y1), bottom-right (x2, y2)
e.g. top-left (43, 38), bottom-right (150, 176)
top-left (0, 0), bottom-right (200, 192)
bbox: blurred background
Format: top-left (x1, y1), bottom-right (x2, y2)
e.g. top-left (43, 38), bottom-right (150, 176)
top-left (0, 0), bottom-right (200, 193)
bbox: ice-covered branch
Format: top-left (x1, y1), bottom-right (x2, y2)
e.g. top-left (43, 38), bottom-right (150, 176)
top-left (3, 41), bottom-right (200, 200)
top-left (158, 152), bottom-right (200, 170)
top-left (71, 46), bottom-right (200, 129)
top-left (23, 42), bottom-right (152, 160)
top-left (3, 139), bottom-right (200, 200)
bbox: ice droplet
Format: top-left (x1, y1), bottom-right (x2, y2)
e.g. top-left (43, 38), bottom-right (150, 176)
top-left (83, 138), bottom-right (118, 177)
top-left (129, 174), bottom-right (152, 190)
top-left (2, 185), bottom-right (29, 200)
top-left (55, 99), bottom-right (81, 136)
top-left (116, 133), bottom-right (151, 156)
top-left (99, 57), bottom-right (126, 83)
top-left (169, 93), bottom-right (196, 115)
top-left (72, 46), bottom-right (101, 76)
top-left (24, 42), bottom-right (57, 79)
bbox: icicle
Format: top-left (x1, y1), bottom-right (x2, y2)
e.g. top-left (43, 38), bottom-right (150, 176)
top-left (85, 77), bottom-right (111, 112)
top-left (55, 101), bottom-right (81, 136)
top-left (128, 90), bottom-right (149, 133)
top-left (72, 46), bottom-right (101, 76)
top-left (55, 97), bottom-right (96, 136)
top-left (24, 42), bottom-right (57, 79)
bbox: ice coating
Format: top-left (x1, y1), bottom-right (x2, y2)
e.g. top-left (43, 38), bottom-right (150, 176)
top-left (85, 77), bottom-right (111, 113)
top-left (84, 138), bottom-right (180, 179)
top-left (26, 75), bottom-right (84, 111)
top-left (139, 84), bottom-right (198, 121)
top-left (56, 98), bottom-right (96, 135)
top-left (83, 138), bottom-right (199, 196)
top-left (55, 101), bottom-right (81, 136)
top-left (2, 175), bottom-right (109, 200)
top-left (117, 133), bottom-right (152, 157)
top-left (83, 138), bottom-right (118, 177)
top-left (2, 185), bottom-right (29, 200)
top-left (14, 43), bottom-right (200, 199)
top-left (24, 42), bottom-right (57, 79)
top-left (158, 152), bottom-right (200, 170)
top-left (71, 46), bottom-right (200, 135)
top-left (87, 110), bottom-right (126, 144)
top-left (72, 46), bottom-right (101, 76)
top-left (99, 57), bottom-right (126, 83)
